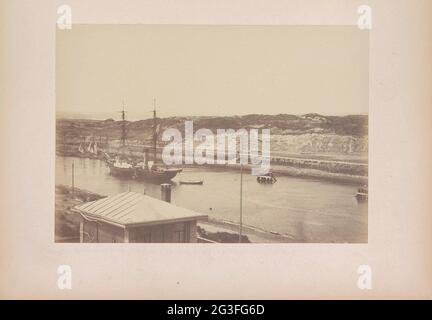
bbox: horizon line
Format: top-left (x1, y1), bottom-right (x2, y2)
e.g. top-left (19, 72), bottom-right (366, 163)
top-left (56, 111), bottom-right (369, 121)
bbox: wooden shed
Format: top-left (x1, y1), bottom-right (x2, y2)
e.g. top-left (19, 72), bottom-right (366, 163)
top-left (72, 191), bottom-right (208, 243)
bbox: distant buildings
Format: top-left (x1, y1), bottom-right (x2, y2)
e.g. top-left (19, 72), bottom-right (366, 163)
top-left (73, 186), bottom-right (207, 243)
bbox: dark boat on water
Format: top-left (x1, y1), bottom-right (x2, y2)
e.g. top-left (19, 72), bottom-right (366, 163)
top-left (257, 172), bottom-right (277, 184)
top-left (356, 185), bottom-right (368, 201)
top-left (104, 104), bottom-right (138, 178)
top-left (135, 163), bottom-right (182, 183)
top-left (106, 155), bottom-right (135, 178)
top-left (105, 100), bottom-right (182, 182)
top-left (134, 100), bottom-right (182, 183)
top-left (179, 180), bottom-right (203, 185)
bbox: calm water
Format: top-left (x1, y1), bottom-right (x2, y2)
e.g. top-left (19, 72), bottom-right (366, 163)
top-left (56, 156), bottom-right (367, 243)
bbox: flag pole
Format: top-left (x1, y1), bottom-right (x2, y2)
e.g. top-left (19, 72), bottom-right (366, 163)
top-left (239, 163), bottom-right (243, 243)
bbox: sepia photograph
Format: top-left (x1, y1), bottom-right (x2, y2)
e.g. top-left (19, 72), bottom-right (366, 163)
top-left (55, 25), bottom-right (369, 243)
top-left (2, 0), bottom-right (432, 303)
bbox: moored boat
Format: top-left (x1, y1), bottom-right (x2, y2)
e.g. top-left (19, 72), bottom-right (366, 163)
top-left (135, 164), bottom-right (182, 183)
top-left (104, 99), bottom-right (182, 182)
top-left (107, 157), bottom-right (135, 178)
top-left (257, 172), bottom-right (277, 184)
top-left (355, 185), bottom-right (368, 201)
top-left (179, 180), bottom-right (203, 185)
top-left (105, 104), bottom-right (136, 178)
top-left (77, 137), bottom-right (101, 159)
top-left (134, 100), bottom-right (182, 183)
top-left (78, 143), bottom-right (84, 154)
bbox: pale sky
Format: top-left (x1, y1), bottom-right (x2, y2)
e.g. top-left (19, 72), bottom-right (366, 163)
top-left (56, 25), bottom-right (369, 120)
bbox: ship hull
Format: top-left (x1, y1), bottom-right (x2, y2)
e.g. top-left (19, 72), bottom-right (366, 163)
top-left (107, 163), bottom-right (135, 178)
top-left (135, 167), bottom-right (182, 183)
top-left (355, 186), bottom-right (368, 202)
top-left (355, 193), bottom-right (368, 202)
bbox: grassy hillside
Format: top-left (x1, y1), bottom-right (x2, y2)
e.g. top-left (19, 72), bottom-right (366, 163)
top-left (57, 113), bottom-right (368, 143)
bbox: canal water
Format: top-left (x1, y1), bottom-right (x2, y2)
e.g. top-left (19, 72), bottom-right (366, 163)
top-left (56, 156), bottom-right (367, 243)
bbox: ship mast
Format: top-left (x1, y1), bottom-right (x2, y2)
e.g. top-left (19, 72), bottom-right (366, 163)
top-left (120, 101), bottom-right (127, 147)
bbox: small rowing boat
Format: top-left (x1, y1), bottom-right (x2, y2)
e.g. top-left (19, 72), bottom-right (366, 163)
top-left (179, 180), bottom-right (204, 185)
top-left (257, 175), bottom-right (277, 184)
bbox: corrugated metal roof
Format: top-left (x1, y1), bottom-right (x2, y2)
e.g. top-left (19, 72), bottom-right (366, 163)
top-left (74, 192), bottom-right (207, 227)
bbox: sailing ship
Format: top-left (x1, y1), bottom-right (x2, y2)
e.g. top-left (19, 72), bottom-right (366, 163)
top-left (105, 105), bottom-right (136, 178)
top-left (107, 156), bottom-right (135, 178)
top-left (105, 100), bottom-right (182, 182)
top-left (78, 138), bottom-right (99, 158)
top-left (78, 143), bottom-right (84, 154)
top-left (134, 99), bottom-right (182, 183)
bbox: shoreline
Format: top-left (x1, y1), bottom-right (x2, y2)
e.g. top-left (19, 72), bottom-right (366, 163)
top-left (182, 163), bottom-right (367, 185)
top-left (199, 218), bottom-right (296, 243)
top-left (56, 151), bottom-right (367, 185)
top-left (55, 185), bottom-right (296, 243)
